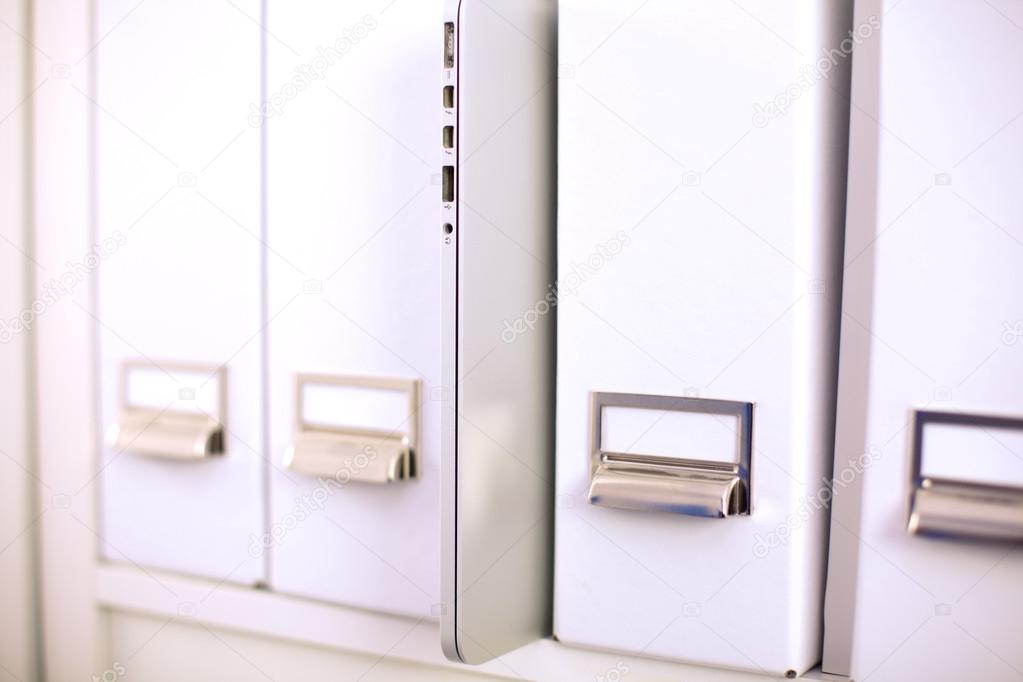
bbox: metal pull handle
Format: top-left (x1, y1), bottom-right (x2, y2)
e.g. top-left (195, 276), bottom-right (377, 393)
top-left (285, 432), bottom-right (412, 484)
top-left (907, 410), bottom-right (1023, 542)
top-left (109, 410), bottom-right (223, 460)
top-left (284, 374), bottom-right (420, 485)
top-left (106, 362), bottom-right (226, 460)
top-left (588, 393), bottom-right (753, 518)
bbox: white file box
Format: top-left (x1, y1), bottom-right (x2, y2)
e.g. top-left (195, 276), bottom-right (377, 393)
top-left (95, 0), bottom-right (264, 584)
top-left (264, 1), bottom-right (442, 618)
top-left (823, 0), bottom-right (1023, 678)
top-left (554, 1), bottom-right (853, 675)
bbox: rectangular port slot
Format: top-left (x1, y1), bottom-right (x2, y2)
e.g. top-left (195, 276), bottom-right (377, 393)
top-left (444, 22), bottom-right (455, 68)
top-left (443, 126), bottom-right (454, 149)
top-left (442, 166), bottom-right (454, 202)
top-left (443, 86), bottom-right (454, 109)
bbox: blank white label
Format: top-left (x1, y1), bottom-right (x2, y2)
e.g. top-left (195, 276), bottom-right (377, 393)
top-left (922, 422), bottom-right (1023, 488)
top-left (125, 365), bottom-right (220, 416)
top-left (301, 382), bottom-right (411, 436)
top-left (600, 406), bottom-right (740, 463)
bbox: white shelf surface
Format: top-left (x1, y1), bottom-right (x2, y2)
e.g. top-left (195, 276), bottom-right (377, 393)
top-left (96, 562), bottom-right (807, 681)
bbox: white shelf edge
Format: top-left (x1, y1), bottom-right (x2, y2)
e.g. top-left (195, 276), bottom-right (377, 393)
top-left (95, 562), bottom-right (784, 681)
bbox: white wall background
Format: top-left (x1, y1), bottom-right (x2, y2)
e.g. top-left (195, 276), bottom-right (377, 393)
top-left (0, 0), bottom-right (38, 679)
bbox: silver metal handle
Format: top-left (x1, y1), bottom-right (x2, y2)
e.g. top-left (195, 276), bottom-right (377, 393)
top-left (284, 432), bottom-right (412, 484)
top-left (108, 409), bottom-right (223, 460)
top-left (588, 393), bottom-right (753, 518)
top-left (107, 361), bottom-right (227, 460)
top-left (284, 374), bottom-right (420, 484)
top-left (907, 410), bottom-right (1023, 542)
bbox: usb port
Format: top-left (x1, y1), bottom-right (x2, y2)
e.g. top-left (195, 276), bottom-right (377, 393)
top-left (443, 126), bottom-right (454, 149)
top-left (444, 22), bottom-right (455, 68)
top-left (442, 166), bottom-right (454, 202)
top-left (443, 86), bottom-right (454, 109)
